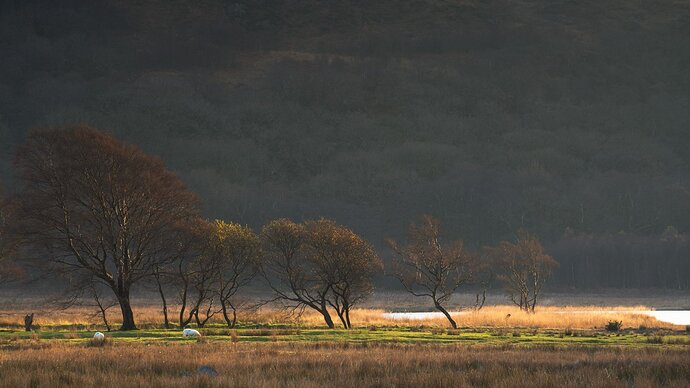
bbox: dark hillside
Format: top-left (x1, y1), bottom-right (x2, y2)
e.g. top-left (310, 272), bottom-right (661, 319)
top-left (1, 0), bottom-right (689, 288)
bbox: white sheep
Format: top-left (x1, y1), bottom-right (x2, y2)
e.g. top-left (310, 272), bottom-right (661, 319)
top-left (183, 328), bottom-right (201, 337)
top-left (93, 332), bottom-right (105, 342)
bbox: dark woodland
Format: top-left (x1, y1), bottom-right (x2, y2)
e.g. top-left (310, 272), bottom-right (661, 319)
top-left (1, 0), bottom-right (689, 291)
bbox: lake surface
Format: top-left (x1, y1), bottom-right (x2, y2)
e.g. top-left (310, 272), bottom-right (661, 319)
top-left (383, 310), bottom-right (690, 325)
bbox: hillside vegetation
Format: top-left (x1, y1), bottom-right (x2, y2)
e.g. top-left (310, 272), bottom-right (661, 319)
top-left (1, 0), bottom-right (689, 288)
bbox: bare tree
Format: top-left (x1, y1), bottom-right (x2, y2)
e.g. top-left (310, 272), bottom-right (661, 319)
top-left (14, 127), bottom-right (200, 330)
top-left (387, 215), bottom-right (476, 329)
top-left (151, 264), bottom-right (173, 328)
top-left (304, 219), bottom-right (381, 329)
top-left (176, 247), bottom-right (220, 328)
top-left (492, 229), bottom-right (558, 312)
top-left (207, 220), bottom-right (261, 328)
top-left (260, 218), bottom-right (337, 328)
top-left (87, 281), bottom-right (118, 332)
top-left (472, 248), bottom-right (497, 310)
top-left (43, 272), bottom-right (118, 332)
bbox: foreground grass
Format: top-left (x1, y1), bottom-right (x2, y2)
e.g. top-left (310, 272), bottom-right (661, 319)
top-left (1, 300), bottom-right (688, 387)
top-left (1, 326), bottom-right (689, 349)
top-left (0, 342), bottom-right (688, 388)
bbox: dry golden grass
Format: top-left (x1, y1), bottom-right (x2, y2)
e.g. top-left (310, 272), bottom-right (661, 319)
top-left (0, 342), bottom-right (688, 387)
top-left (0, 303), bottom-right (682, 331)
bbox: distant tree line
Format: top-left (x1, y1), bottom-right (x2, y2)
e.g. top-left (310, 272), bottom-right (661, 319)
top-left (550, 228), bottom-right (690, 290)
top-left (2, 127), bottom-right (563, 330)
top-left (1, 0), bottom-right (689, 274)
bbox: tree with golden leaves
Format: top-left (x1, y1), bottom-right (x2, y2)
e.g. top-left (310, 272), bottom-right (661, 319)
top-left (387, 215), bottom-right (476, 329)
top-left (207, 219), bottom-right (262, 328)
top-left (14, 127), bottom-right (201, 330)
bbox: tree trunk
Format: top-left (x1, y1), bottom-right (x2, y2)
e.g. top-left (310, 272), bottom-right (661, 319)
top-left (434, 301), bottom-right (457, 329)
top-left (318, 300), bottom-right (335, 329)
top-left (94, 296), bottom-right (112, 332)
top-left (345, 308), bottom-right (352, 329)
top-left (530, 294), bottom-right (537, 312)
top-left (335, 308), bottom-right (348, 329)
top-left (321, 310), bottom-right (335, 329)
top-left (24, 313), bottom-right (34, 332)
top-left (474, 290), bottom-right (486, 310)
top-left (221, 300), bottom-right (237, 328)
top-left (154, 273), bottom-right (170, 329)
top-left (118, 295), bottom-right (137, 331)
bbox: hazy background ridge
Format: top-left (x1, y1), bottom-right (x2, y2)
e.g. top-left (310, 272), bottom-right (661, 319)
top-left (1, 0), bottom-right (689, 288)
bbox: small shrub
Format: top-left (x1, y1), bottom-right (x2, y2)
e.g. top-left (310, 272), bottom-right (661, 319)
top-left (646, 335), bottom-right (663, 344)
top-left (665, 337), bottom-right (690, 345)
top-left (605, 321), bottom-right (622, 332)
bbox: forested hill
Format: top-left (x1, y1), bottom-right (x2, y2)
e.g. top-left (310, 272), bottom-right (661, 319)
top-left (1, 0), bottom-right (690, 287)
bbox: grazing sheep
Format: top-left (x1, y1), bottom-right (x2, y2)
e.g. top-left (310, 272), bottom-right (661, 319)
top-left (93, 332), bottom-right (105, 342)
top-left (183, 328), bottom-right (201, 337)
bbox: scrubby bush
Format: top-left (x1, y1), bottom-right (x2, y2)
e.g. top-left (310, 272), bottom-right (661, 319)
top-left (605, 321), bottom-right (623, 332)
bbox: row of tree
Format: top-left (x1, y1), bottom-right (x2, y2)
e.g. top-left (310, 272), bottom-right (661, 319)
top-left (1, 127), bottom-right (558, 330)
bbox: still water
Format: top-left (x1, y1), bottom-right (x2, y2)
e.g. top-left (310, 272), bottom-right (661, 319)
top-left (383, 310), bottom-right (690, 325)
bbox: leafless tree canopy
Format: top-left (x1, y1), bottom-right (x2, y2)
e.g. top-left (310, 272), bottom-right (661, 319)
top-left (14, 127), bottom-right (201, 330)
top-left (260, 218), bottom-right (381, 329)
top-left (490, 229), bottom-right (558, 312)
top-left (208, 220), bottom-right (262, 328)
top-left (304, 219), bottom-right (382, 329)
top-left (387, 215), bottom-right (477, 329)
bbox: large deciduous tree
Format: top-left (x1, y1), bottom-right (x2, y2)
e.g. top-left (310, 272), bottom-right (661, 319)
top-left (260, 218), bottom-right (335, 327)
top-left (387, 215), bottom-right (476, 329)
top-left (14, 127), bottom-right (200, 330)
top-left (260, 218), bottom-right (380, 329)
top-left (492, 229), bottom-right (558, 312)
top-left (208, 220), bottom-right (261, 328)
top-left (304, 219), bottom-right (381, 329)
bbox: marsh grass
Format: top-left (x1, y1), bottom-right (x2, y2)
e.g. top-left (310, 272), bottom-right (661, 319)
top-left (0, 304), bottom-right (681, 331)
top-left (0, 342), bottom-right (687, 387)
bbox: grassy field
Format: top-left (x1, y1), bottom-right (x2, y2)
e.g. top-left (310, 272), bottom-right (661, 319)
top-left (0, 304), bottom-right (685, 331)
top-left (1, 325), bottom-right (690, 348)
top-left (0, 298), bottom-right (688, 387)
top-left (0, 342), bottom-right (688, 387)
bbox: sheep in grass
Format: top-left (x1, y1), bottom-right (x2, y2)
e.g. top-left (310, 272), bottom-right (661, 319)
top-left (90, 331), bottom-right (106, 346)
top-left (183, 328), bottom-right (201, 337)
